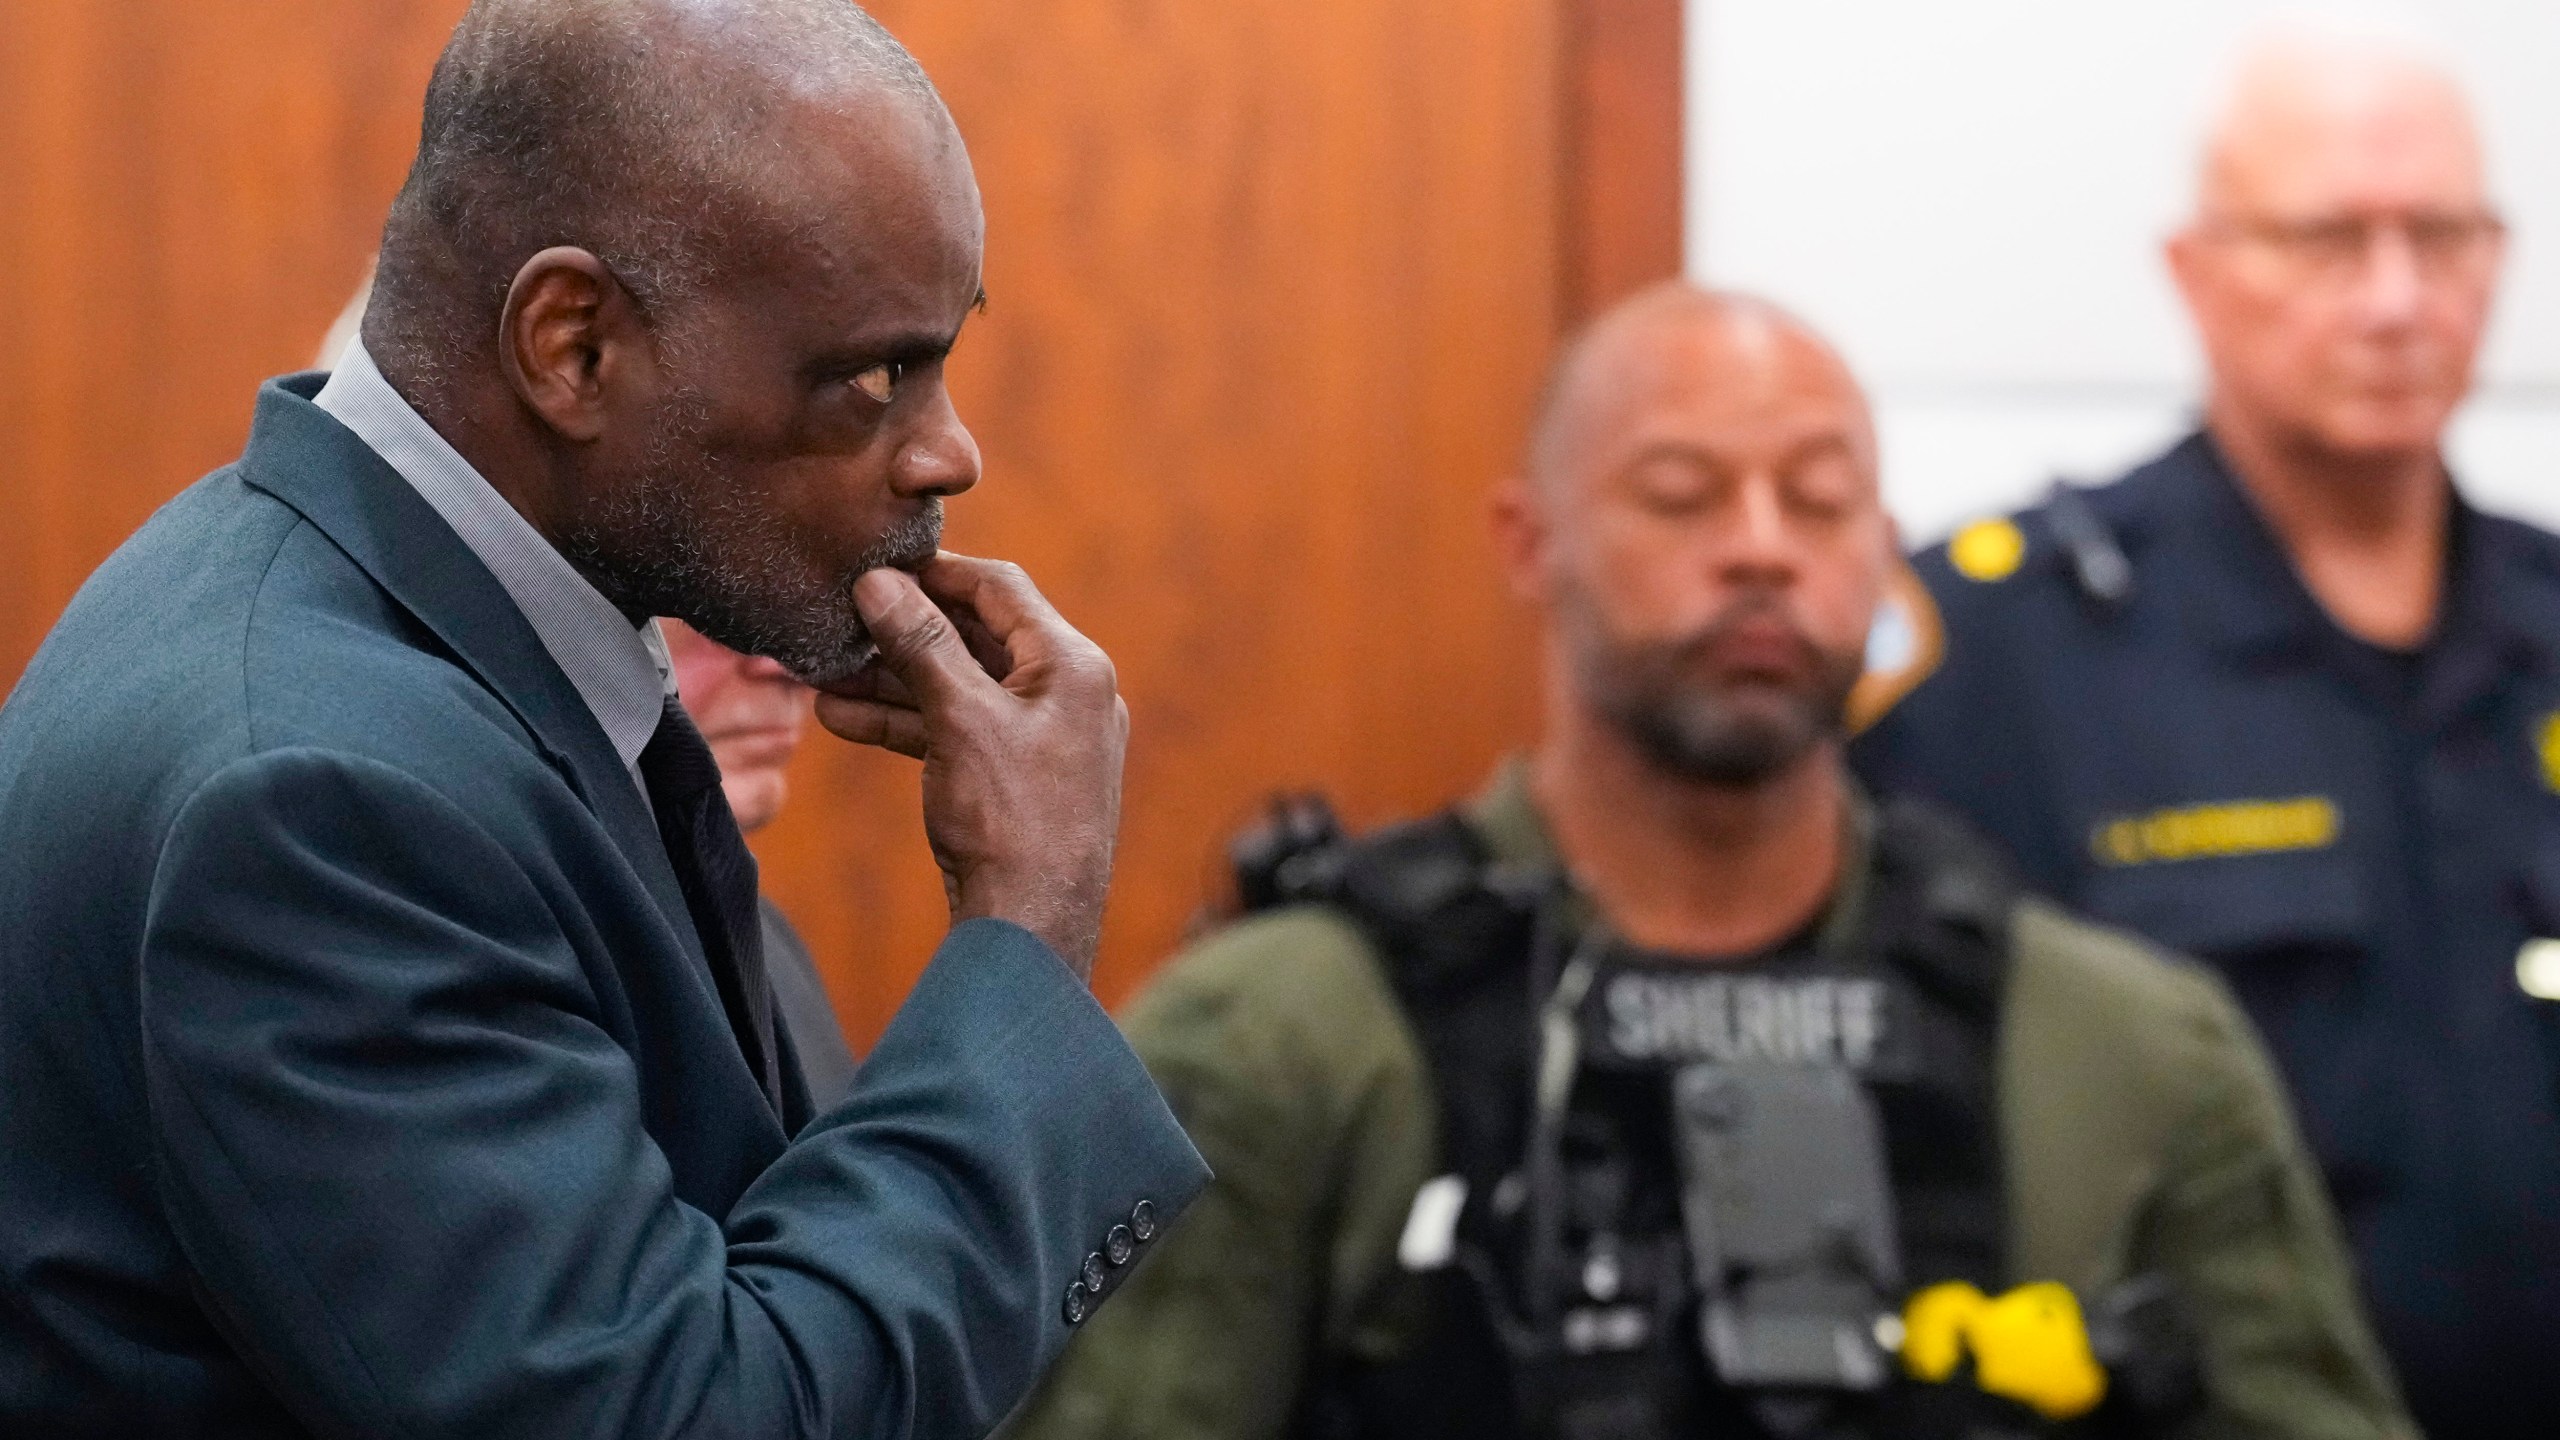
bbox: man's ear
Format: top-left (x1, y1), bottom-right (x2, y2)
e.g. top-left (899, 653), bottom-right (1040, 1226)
top-left (499, 247), bottom-right (643, 443)
top-left (2163, 225), bottom-right (2209, 318)
top-left (1488, 477), bottom-right (1553, 605)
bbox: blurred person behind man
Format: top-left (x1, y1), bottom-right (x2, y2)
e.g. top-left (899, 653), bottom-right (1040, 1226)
top-left (664, 617), bottom-right (860, 1107)
top-left (1854, 19), bottom-right (2557, 1438)
top-left (0, 0), bottom-right (1206, 1434)
top-left (1006, 285), bottom-right (2408, 1440)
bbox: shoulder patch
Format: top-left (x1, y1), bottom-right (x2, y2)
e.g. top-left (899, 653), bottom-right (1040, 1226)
top-left (1947, 517), bottom-right (2027, 582)
top-left (1848, 559), bottom-right (1945, 734)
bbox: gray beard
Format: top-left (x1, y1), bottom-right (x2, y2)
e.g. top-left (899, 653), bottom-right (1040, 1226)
top-left (1568, 596), bottom-right (1862, 788)
top-left (1606, 672), bottom-right (1851, 786)
top-left (559, 387), bottom-right (942, 686)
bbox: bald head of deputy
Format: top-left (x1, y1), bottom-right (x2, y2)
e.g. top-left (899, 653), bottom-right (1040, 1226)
top-left (1497, 285), bottom-right (1889, 822)
top-left (2165, 22), bottom-right (2503, 644)
top-left (365, 0), bottom-right (985, 684)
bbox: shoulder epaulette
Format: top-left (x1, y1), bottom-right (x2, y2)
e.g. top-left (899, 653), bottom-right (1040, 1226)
top-left (2043, 481), bottom-right (2134, 609)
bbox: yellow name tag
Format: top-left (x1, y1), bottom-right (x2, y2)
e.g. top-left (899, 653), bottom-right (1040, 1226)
top-left (2091, 797), bottom-right (2341, 867)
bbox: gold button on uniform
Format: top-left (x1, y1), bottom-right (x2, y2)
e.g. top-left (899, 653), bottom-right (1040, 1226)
top-left (1948, 518), bottom-right (2026, 583)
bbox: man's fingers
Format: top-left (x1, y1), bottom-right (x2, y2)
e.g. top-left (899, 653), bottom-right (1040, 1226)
top-left (917, 555), bottom-right (1055, 647)
top-left (812, 662), bottom-right (919, 709)
top-left (917, 552), bottom-right (1092, 676)
top-left (814, 694), bottom-right (930, 758)
top-left (948, 605), bottom-right (1013, 681)
top-left (853, 568), bottom-right (986, 710)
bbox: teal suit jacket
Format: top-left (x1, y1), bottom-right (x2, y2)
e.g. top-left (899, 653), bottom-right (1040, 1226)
top-left (0, 375), bottom-right (1206, 1437)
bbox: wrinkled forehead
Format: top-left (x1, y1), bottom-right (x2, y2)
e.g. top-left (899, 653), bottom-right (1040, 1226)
top-left (715, 85), bottom-right (984, 320)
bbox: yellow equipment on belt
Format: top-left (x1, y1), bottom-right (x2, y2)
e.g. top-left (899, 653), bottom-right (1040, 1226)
top-left (1898, 1280), bottom-right (2109, 1421)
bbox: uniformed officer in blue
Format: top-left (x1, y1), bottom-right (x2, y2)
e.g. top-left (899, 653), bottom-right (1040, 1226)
top-left (1854, 25), bottom-right (2555, 1439)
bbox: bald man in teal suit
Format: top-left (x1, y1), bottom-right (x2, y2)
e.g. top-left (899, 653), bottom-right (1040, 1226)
top-left (0, 3), bottom-right (1203, 1436)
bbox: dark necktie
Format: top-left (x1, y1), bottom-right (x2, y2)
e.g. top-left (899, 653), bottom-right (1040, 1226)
top-left (639, 693), bottom-right (784, 1111)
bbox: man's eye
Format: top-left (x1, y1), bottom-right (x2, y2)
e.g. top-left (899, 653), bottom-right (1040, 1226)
top-left (1624, 458), bottom-right (1715, 511)
top-left (1786, 458), bottom-right (1858, 516)
top-left (850, 363), bottom-right (903, 404)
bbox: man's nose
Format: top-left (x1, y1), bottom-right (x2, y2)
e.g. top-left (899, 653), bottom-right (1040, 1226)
top-left (2349, 227), bottom-right (2426, 326)
top-left (892, 386), bottom-right (982, 499)
top-left (1722, 476), bottom-right (1799, 578)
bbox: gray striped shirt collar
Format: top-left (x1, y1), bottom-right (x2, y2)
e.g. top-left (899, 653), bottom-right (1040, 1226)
top-left (314, 341), bottom-right (672, 799)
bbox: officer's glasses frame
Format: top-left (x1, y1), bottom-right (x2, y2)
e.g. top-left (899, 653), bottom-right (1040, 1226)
top-left (2198, 208), bottom-right (2507, 286)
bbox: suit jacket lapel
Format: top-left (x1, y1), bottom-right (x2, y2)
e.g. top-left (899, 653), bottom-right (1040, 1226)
top-left (235, 374), bottom-right (711, 980)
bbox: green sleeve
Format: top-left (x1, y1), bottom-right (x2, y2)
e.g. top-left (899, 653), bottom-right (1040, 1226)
top-left (2139, 965), bottom-right (2412, 1440)
top-left (1001, 908), bottom-right (1438, 1440)
top-left (2005, 905), bottom-right (2414, 1440)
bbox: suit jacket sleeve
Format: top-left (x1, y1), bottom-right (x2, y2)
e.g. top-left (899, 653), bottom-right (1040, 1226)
top-left (138, 746), bottom-right (1207, 1440)
top-left (1002, 908), bottom-right (1434, 1440)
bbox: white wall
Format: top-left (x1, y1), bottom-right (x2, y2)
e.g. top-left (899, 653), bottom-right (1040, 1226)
top-left (1685, 0), bottom-right (2560, 544)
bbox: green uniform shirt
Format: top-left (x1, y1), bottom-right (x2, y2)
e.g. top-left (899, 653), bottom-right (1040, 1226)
top-left (1009, 764), bottom-right (2412, 1440)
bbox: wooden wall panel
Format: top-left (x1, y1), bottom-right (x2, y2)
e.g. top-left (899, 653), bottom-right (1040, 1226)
top-left (775, 0), bottom-right (1569, 1036)
top-left (0, 2), bottom-right (464, 680)
top-left (1561, 0), bottom-right (1687, 321)
top-left (0, 0), bottom-right (1679, 1050)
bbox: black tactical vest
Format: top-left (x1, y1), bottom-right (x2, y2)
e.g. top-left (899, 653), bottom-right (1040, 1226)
top-left (1236, 796), bottom-right (2052, 1440)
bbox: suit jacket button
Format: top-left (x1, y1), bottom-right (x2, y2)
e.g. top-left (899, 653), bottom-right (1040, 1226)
top-left (1082, 1251), bottom-right (1108, 1291)
top-left (1106, 1224), bottom-right (1136, 1265)
top-left (1063, 1282), bottom-right (1090, 1326)
top-left (1131, 1199), bottom-right (1158, 1242)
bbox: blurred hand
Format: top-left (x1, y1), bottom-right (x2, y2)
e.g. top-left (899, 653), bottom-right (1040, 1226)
top-left (814, 554), bottom-right (1126, 981)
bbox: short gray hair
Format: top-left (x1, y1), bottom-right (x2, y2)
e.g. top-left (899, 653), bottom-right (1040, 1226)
top-left (366, 0), bottom-right (940, 393)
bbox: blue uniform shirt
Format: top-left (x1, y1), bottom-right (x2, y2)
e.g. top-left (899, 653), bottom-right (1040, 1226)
top-left (1853, 430), bottom-right (2560, 1440)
